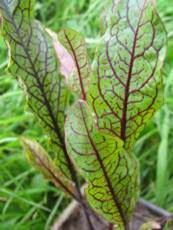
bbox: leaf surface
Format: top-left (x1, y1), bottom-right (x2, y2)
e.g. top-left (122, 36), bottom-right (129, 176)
top-left (58, 28), bottom-right (91, 100)
top-left (88, 0), bottom-right (167, 150)
top-left (0, 0), bottom-right (73, 179)
top-left (65, 100), bottom-right (139, 227)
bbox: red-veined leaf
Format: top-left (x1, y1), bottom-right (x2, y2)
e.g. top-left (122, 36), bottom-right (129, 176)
top-left (58, 28), bottom-right (91, 100)
top-left (88, 0), bottom-right (167, 150)
top-left (0, 0), bottom-right (74, 179)
top-left (65, 100), bottom-right (139, 228)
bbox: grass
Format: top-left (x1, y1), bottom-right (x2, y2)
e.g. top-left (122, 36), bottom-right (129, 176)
top-left (0, 0), bottom-right (173, 229)
top-left (136, 0), bottom-right (173, 211)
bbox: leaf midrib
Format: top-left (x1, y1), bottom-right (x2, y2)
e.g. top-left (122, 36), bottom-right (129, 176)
top-left (63, 31), bottom-right (87, 101)
top-left (79, 102), bottom-right (128, 228)
top-left (121, 1), bottom-right (147, 142)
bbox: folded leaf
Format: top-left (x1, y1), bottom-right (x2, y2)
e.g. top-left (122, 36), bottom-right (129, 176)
top-left (0, 0), bottom-right (72, 179)
top-left (21, 138), bottom-right (76, 197)
top-left (65, 100), bottom-right (139, 228)
top-left (47, 29), bottom-right (76, 82)
top-left (58, 28), bottom-right (91, 100)
top-left (88, 0), bottom-right (167, 150)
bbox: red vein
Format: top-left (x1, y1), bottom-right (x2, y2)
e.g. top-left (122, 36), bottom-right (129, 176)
top-left (63, 31), bottom-right (87, 100)
top-left (79, 102), bottom-right (129, 229)
top-left (121, 1), bottom-right (147, 141)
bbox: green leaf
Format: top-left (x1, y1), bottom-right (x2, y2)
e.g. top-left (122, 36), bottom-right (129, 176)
top-left (88, 0), bottom-right (167, 150)
top-left (0, 0), bottom-right (35, 22)
top-left (58, 28), bottom-right (91, 100)
top-left (0, 0), bottom-right (73, 179)
top-left (21, 138), bottom-right (76, 197)
top-left (65, 100), bottom-right (139, 228)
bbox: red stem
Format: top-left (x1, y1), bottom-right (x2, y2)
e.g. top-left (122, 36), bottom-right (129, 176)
top-left (109, 224), bottom-right (114, 230)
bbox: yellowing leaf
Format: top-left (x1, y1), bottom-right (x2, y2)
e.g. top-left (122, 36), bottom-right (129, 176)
top-left (21, 138), bottom-right (76, 197)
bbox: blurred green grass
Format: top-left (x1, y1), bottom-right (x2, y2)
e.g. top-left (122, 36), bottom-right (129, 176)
top-left (0, 0), bottom-right (173, 229)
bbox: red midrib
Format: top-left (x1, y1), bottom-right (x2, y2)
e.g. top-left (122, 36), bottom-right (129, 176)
top-left (79, 102), bottom-right (128, 228)
top-left (64, 31), bottom-right (86, 101)
top-left (121, 7), bottom-right (145, 142)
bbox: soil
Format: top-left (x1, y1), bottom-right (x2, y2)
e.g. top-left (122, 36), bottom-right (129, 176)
top-left (52, 199), bottom-right (173, 230)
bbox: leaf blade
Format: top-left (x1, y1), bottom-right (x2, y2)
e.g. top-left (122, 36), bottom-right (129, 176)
top-left (0, 0), bottom-right (72, 179)
top-left (65, 100), bottom-right (139, 227)
top-left (88, 0), bottom-right (167, 150)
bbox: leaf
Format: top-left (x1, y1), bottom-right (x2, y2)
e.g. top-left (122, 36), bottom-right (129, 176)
top-left (21, 138), bottom-right (76, 197)
top-left (47, 29), bottom-right (76, 82)
top-left (88, 0), bottom-right (167, 150)
top-left (65, 100), bottom-right (139, 228)
top-left (140, 221), bottom-right (161, 230)
top-left (0, 0), bottom-right (73, 179)
top-left (58, 28), bottom-right (91, 100)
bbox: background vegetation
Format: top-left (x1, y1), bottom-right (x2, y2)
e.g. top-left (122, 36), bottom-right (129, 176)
top-left (0, 0), bottom-right (173, 229)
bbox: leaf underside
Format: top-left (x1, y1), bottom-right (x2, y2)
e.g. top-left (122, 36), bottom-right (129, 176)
top-left (0, 0), bottom-right (72, 179)
top-left (88, 0), bottom-right (167, 150)
top-left (65, 100), bottom-right (139, 227)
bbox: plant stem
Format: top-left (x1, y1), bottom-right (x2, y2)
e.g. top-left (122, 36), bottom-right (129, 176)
top-left (75, 185), bottom-right (95, 230)
top-left (125, 223), bottom-right (130, 230)
top-left (109, 224), bottom-right (114, 230)
top-left (81, 205), bottom-right (94, 230)
top-left (63, 144), bottom-right (95, 230)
